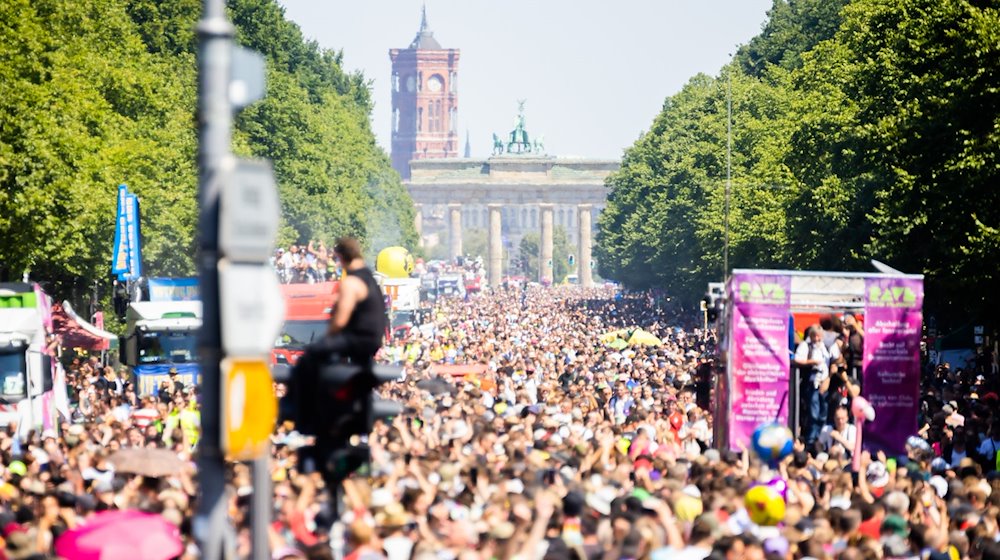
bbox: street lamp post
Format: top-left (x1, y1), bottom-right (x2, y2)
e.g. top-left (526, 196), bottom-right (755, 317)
top-left (724, 64), bottom-right (732, 280)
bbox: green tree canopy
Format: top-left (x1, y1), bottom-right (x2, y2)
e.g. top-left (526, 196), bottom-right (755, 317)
top-left (0, 0), bottom-right (416, 303)
top-left (598, 0), bottom-right (1000, 325)
top-left (519, 227), bottom-right (575, 283)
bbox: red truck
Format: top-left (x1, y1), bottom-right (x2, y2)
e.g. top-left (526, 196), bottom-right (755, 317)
top-left (271, 282), bottom-right (338, 366)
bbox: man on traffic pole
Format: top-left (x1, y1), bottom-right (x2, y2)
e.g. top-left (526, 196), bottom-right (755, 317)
top-left (289, 237), bottom-right (387, 434)
top-left (320, 237), bottom-right (387, 361)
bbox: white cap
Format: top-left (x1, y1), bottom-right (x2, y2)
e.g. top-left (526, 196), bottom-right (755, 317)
top-left (682, 485), bottom-right (702, 499)
top-left (929, 476), bottom-right (948, 498)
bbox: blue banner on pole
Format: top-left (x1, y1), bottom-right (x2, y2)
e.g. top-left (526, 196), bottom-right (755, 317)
top-left (148, 278), bottom-right (199, 302)
top-left (111, 185), bottom-right (129, 276)
top-left (124, 194), bottom-right (142, 280)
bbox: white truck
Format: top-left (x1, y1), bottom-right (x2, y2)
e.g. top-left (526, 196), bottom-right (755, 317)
top-left (0, 283), bottom-right (57, 436)
top-left (120, 300), bottom-right (202, 396)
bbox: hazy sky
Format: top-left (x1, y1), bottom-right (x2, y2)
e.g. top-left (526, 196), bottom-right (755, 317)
top-left (278, 0), bottom-right (774, 159)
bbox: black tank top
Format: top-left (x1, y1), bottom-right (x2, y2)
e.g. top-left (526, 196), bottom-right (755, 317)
top-left (343, 266), bottom-right (386, 354)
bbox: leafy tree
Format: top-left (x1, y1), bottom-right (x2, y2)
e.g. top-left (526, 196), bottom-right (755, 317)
top-left (0, 0), bottom-right (198, 296)
top-left (0, 0), bottom-right (417, 307)
top-left (462, 229), bottom-right (488, 261)
top-left (518, 233), bottom-right (539, 279)
top-left (519, 227), bottom-right (574, 282)
top-left (737, 0), bottom-right (850, 76)
top-left (599, 0), bottom-right (1000, 325)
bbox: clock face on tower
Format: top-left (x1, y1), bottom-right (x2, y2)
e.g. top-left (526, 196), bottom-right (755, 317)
top-left (427, 75), bottom-right (443, 92)
top-left (405, 75), bottom-right (416, 93)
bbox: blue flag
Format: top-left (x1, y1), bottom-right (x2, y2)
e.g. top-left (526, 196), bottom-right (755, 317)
top-left (111, 185), bottom-right (129, 276)
top-left (124, 193), bottom-right (142, 280)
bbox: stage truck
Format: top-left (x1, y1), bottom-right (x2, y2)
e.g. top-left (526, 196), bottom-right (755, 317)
top-left (272, 282), bottom-right (338, 366)
top-left (714, 268), bottom-right (924, 458)
top-left (0, 283), bottom-right (59, 436)
top-left (377, 275), bottom-right (422, 338)
top-left (119, 278), bottom-right (201, 395)
top-left (435, 274), bottom-right (465, 299)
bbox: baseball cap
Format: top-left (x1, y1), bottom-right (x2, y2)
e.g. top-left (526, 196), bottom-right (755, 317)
top-left (929, 475), bottom-right (948, 498)
top-left (867, 461), bottom-right (890, 488)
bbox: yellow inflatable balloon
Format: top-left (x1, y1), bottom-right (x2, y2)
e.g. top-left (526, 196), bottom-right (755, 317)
top-left (376, 247), bottom-right (415, 278)
top-left (744, 485), bottom-right (786, 526)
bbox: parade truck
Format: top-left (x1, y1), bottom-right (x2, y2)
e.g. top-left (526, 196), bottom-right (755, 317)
top-left (436, 274), bottom-right (465, 299)
top-left (464, 272), bottom-right (482, 294)
top-left (713, 268), bottom-right (925, 458)
top-left (272, 282), bottom-right (338, 366)
top-left (419, 272), bottom-right (437, 302)
top-left (119, 296), bottom-right (202, 396)
top-left (377, 276), bottom-right (422, 339)
top-left (0, 283), bottom-right (58, 436)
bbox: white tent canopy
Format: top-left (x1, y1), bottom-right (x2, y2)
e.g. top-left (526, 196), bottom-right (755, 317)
top-left (62, 301), bottom-right (117, 341)
top-left (732, 269), bottom-right (924, 313)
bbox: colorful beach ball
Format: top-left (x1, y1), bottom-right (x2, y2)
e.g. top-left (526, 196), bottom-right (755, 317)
top-left (744, 484), bottom-right (786, 526)
top-left (751, 423), bottom-right (794, 466)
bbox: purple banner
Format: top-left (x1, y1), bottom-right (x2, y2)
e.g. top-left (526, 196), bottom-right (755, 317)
top-left (727, 273), bottom-right (791, 451)
top-left (863, 278), bottom-right (923, 456)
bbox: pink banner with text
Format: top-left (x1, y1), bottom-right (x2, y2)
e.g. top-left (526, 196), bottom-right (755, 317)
top-left (862, 277), bottom-right (923, 456)
top-left (727, 273), bottom-right (791, 451)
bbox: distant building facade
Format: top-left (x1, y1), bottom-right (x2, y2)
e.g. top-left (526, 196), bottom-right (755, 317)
top-left (408, 156), bottom-right (618, 286)
top-left (389, 8), bottom-right (459, 179)
top-left (391, 11), bottom-right (618, 287)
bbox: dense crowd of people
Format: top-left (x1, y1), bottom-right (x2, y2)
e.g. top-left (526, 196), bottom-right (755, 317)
top-left (272, 242), bottom-right (338, 284)
top-left (1, 284), bottom-right (999, 560)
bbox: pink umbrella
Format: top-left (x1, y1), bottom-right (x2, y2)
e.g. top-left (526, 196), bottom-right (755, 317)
top-left (54, 510), bottom-right (183, 560)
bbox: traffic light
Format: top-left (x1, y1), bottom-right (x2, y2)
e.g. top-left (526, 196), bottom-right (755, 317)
top-left (703, 282), bottom-right (725, 324)
top-left (281, 356), bottom-right (401, 487)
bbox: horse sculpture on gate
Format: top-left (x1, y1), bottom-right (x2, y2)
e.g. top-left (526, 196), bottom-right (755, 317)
top-left (491, 100), bottom-right (544, 156)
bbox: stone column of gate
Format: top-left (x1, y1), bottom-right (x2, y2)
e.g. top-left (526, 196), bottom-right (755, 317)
top-left (539, 204), bottom-right (554, 285)
top-left (487, 204), bottom-right (503, 288)
top-left (448, 203), bottom-right (462, 261)
top-left (413, 204), bottom-right (424, 248)
top-left (578, 204), bottom-right (594, 288)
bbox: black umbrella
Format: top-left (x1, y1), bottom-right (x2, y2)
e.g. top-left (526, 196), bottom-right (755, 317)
top-left (416, 377), bottom-right (457, 396)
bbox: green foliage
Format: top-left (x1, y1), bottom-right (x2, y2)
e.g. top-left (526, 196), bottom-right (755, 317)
top-left (737, 0), bottom-right (850, 75)
top-left (0, 0), bottom-right (198, 297)
top-left (462, 229), bottom-right (488, 261)
top-left (519, 227), bottom-right (574, 282)
top-left (0, 0), bottom-right (415, 304)
top-left (518, 232), bottom-right (539, 280)
top-left (599, 0), bottom-right (1000, 324)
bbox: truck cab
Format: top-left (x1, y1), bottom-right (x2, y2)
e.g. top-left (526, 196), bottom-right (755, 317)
top-left (272, 282), bottom-right (338, 366)
top-left (120, 301), bottom-right (202, 395)
top-left (0, 283), bottom-right (55, 431)
top-left (436, 274), bottom-right (465, 299)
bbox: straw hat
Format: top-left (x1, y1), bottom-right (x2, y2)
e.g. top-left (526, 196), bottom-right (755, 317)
top-left (375, 502), bottom-right (412, 529)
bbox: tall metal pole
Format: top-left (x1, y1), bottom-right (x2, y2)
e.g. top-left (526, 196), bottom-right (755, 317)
top-left (252, 455), bottom-right (271, 560)
top-left (196, 0), bottom-right (235, 558)
top-left (724, 67), bottom-right (732, 279)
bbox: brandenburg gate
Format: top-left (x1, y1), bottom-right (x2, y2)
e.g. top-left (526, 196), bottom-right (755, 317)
top-left (406, 154), bottom-right (617, 288)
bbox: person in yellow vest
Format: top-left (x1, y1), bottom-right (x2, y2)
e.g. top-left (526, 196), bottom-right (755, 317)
top-left (163, 393), bottom-right (200, 449)
top-left (405, 341), bottom-right (422, 364)
top-left (429, 341), bottom-right (445, 363)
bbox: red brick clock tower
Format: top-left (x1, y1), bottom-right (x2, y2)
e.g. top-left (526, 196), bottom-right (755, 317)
top-left (389, 7), bottom-right (460, 179)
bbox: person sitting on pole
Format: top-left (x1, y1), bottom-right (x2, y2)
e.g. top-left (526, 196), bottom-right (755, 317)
top-left (289, 237), bottom-right (387, 434)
